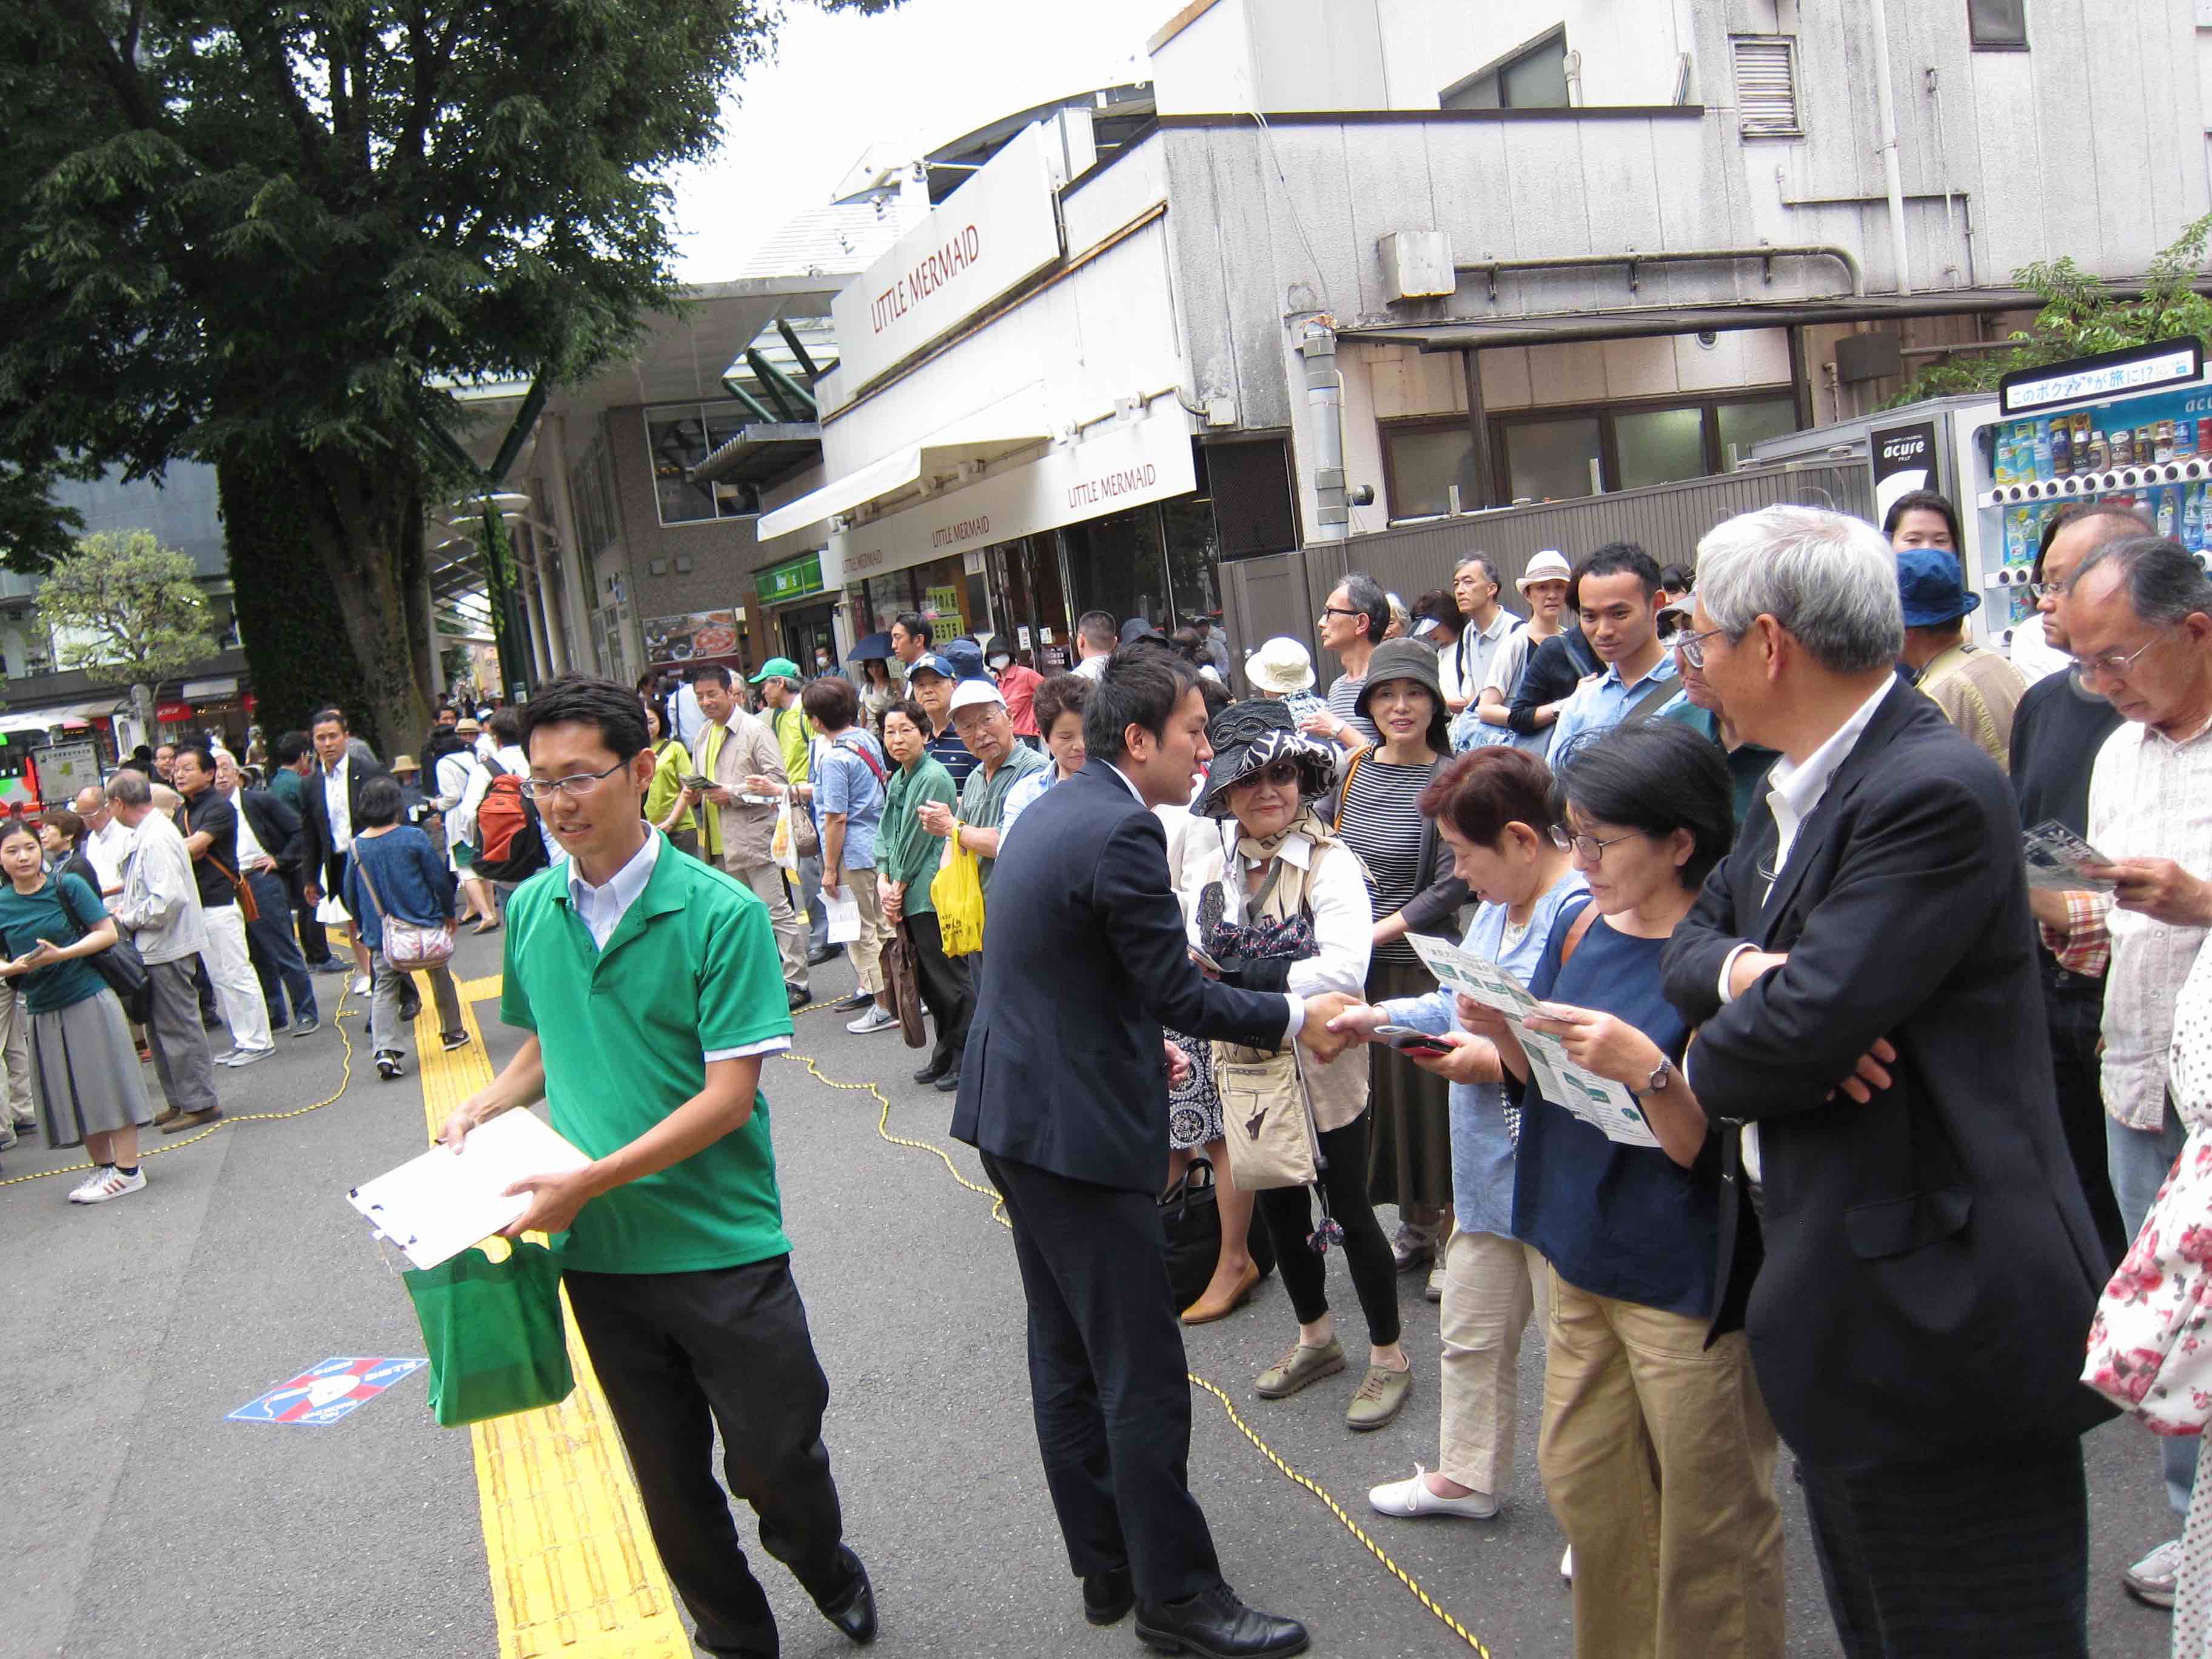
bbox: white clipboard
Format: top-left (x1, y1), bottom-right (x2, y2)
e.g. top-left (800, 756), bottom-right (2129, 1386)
top-left (345, 1111), bottom-right (589, 1270)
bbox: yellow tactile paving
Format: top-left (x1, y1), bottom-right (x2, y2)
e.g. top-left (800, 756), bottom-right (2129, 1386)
top-left (414, 971), bottom-right (691, 1659)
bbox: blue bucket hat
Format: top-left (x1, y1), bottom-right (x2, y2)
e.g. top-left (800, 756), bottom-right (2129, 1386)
top-left (1896, 546), bottom-right (1980, 628)
top-left (937, 638), bottom-right (991, 681)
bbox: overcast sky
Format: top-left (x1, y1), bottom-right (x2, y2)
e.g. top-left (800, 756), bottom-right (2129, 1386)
top-left (666, 0), bottom-right (1157, 281)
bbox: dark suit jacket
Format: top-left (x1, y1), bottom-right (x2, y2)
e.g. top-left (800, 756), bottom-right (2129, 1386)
top-left (299, 756), bottom-right (390, 894)
top-left (1663, 680), bottom-right (2113, 1470)
top-left (238, 785), bottom-right (304, 871)
top-left (951, 761), bottom-right (1296, 1195)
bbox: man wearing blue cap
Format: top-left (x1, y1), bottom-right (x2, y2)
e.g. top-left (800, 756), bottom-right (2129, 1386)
top-left (906, 651), bottom-right (982, 795)
top-left (1896, 545), bottom-right (2028, 769)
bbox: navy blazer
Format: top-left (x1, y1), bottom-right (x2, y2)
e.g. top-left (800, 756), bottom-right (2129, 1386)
top-left (1663, 681), bottom-right (2113, 1470)
top-left (951, 761), bottom-right (1294, 1195)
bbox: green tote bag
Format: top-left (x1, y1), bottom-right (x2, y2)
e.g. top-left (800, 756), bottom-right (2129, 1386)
top-left (402, 1239), bottom-right (576, 1427)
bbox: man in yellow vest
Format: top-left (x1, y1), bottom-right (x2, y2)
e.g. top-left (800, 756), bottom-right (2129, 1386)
top-left (752, 658), bottom-right (836, 971)
top-left (686, 665), bottom-right (811, 1009)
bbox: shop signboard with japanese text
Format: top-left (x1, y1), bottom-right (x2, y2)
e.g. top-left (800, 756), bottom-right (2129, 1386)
top-left (642, 609), bottom-right (742, 668)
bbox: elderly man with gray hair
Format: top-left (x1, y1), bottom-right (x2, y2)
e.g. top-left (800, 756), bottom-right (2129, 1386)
top-left (1660, 504), bottom-right (2112, 1657)
top-left (106, 770), bottom-right (224, 1134)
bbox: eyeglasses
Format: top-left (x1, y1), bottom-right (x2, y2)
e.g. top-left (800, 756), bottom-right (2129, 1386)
top-left (2068, 633), bottom-right (2167, 686)
top-left (519, 760), bottom-right (628, 802)
top-left (2026, 575), bottom-right (2074, 602)
top-left (1236, 760), bottom-right (1303, 789)
top-left (1549, 823), bottom-right (1643, 862)
top-left (1319, 605), bottom-right (1360, 622)
top-left (1661, 625), bottom-right (1727, 669)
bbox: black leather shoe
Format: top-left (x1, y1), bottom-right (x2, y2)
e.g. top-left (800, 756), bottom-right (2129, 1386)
top-left (1134, 1584), bottom-right (1307, 1658)
top-left (933, 1070), bottom-right (962, 1093)
top-left (912, 1059), bottom-right (948, 1084)
top-left (835, 991), bottom-right (871, 1012)
top-left (1083, 1569), bottom-right (1134, 1627)
top-left (807, 944), bottom-right (841, 967)
top-left (814, 1546), bottom-right (876, 1644)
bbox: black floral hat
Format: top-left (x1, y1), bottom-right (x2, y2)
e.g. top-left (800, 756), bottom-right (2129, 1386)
top-left (1195, 699), bottom-right (1339, 819)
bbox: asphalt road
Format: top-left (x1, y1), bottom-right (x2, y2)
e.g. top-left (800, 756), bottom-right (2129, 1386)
top-left (0, 927), bottom-right (2185, 1658)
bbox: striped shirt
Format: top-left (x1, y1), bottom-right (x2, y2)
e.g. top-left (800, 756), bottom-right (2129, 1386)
top-left (927, 727), bottom-right (980, 796)
top-left (1327, 674), bottom-right (1379, 746)
top-left (1334, 753), bottom-right (1437, 963)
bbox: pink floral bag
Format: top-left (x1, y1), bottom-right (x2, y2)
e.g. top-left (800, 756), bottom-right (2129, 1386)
top-left (2082, 1125), bottom-right (2212, 1436)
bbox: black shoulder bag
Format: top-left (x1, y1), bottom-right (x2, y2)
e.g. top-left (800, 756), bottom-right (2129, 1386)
top-left (16, 877), bottom-right (151, 1024)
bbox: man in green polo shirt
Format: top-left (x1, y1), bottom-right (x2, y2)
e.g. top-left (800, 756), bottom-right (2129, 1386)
top-left (913, 679), bottom-right (1046, 899)
top-left (438, 673), bottom-right (876, 1659)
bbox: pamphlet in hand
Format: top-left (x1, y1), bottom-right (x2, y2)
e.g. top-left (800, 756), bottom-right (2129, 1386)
top-left (2022, 819), bottom-right (2117, 893)
top-left (346, 1110), bottom-right (590, 1270)
top-left (1406, 933), bottom-right (1663, 1148)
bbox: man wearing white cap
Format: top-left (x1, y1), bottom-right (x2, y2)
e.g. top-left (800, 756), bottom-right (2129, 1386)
top-left (915, 680), bottom-right (1048, 899)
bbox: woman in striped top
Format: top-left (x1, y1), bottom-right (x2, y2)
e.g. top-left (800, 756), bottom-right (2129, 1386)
top-left (1335, 638), bottom-right (1470, 1280)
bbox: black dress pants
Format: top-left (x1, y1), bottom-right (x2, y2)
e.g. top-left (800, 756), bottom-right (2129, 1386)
top-left (2043, 967), bottom-right (2127, 1265)
top-left (1799, 1437), bottom-right (2088, 1659)
top-left (980, 1151), bottom-right (1222, 1607)
top-left (564, 1256), bottom-right (855, 1659)
top-left (903, 913), bottom-right (973, 1073)
top-left (290, 861), bottom-right (332, 965)
top-left (1254, 1113), bottom-right (1401, 1345)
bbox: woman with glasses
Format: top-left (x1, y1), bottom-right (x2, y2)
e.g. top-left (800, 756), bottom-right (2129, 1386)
top-left (1333, 638), bottom-right (1470, 1285)
top-left (1461, 721), bottom-right (1781, 1659)
top-left (344, 774), bottom-right (466, 1080)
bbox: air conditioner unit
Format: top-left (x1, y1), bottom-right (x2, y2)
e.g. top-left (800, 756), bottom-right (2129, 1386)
top-left (1380, 232), bottom-right (1455, 303)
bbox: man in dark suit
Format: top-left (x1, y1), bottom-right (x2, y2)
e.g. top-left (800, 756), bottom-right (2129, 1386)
top-left (216, 749), bottom-right (320, 1037)
top-left (297, 705), bottom-right (389, 994)
top-left (1660, 506), bottom-right (2113, 1658)
top-left (952, 651), bottom-right (1350, 1659)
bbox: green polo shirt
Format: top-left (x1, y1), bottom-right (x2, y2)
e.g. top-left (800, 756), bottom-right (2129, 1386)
top-left (499, 832), bottom-right (795, 1275)
top-left (957, 742), bottom-right (1048, 898)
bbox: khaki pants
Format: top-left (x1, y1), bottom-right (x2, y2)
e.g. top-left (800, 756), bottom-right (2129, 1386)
top-left (1436, 1227), bottom-right (1549, 1500)
top-left (723, 859), bottom-right (808, 993)
top-left (1538, 1265), bottom-right (1784, 1659)
top-left (0, 971), bottom-right (32, 1124)
top-left (844, 870), bottom-right (890, 996)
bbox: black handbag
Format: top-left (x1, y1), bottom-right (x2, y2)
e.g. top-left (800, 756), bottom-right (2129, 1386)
top-left (1156, 1158), bottom-right (1275, 1312)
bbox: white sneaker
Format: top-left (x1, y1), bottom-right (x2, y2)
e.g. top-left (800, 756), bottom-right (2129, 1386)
top-left (76, 1167), bottom-right (146, 1204)
top-left (66, 1165), bottom-right (113, 1202)
top-left (225, 1046), bottom-right (272, 1067)
top-left (1560, 1544), bottom-right (1574, 1584)
top-left (1368, 1465), bottom-right (1498, 1520)
top-left (2125, 1536), bottom-right (2183, 1609)
top-left (846, 1005), bottom-right (898, 1034)
top-left (351, 975), bottom-right (372, 996)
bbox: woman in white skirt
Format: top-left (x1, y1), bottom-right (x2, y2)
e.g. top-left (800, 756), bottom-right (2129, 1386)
top-left (0, 819), bottom-right (153, 1202)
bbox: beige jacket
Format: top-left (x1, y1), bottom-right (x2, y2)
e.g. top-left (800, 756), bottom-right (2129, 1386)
top-left (1919, 642), bottom-right (2028, 771)
top-left (698, 709), bottom-right (789, 868)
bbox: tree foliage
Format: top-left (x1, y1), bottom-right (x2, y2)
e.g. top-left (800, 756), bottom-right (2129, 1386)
top-left (0, 0), bottom-right (823, 747)
top-left (1892, 213), bottom-right (2212, 405)
top-left (38, 529), bottom-right (221, 680)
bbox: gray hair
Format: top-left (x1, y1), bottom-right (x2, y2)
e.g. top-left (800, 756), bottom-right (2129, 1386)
top-left (1695, 505), bottom-right (1903, 674)
top-left (1339, 571), bottom-right (1390, 641)
top-left (1455, 554), bottom-right (1501, 588)
top-left (2071, 534), bottom-right (2212, 626)
top-left (106, 772), bottom-right (152, 808)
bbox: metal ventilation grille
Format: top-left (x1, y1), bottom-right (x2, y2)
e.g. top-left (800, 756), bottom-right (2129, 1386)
top-left (1732, 36), bottom-right (1801, 137)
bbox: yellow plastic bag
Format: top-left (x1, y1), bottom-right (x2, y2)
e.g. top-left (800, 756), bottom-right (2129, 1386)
top-left (931, 833), bottom-right (987, 956)
top-left (769, 796), bottom-right (802, 879)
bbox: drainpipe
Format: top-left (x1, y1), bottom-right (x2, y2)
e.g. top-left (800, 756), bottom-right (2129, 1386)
top-left (1299, 318), bottom-right (1349, 543)
top-left (1868, 0), bottom-right (1914, 296)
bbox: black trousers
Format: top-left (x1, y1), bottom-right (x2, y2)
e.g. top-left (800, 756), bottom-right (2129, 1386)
top-left (980, 1151), bottom-right (1222, 1606)
top-left (1254, 1113), bottom-right (1401, 1345)
top-left (903, 913), bottom-right (973, 1072)
top-left (564, 1257), bottom-right (855, 1659)
top-left (243, 869), bottom-right (317, 1027)
top-left (2044, 971), bottom-right (2127, 1266)
top-left (1800, 1438), bottom-right (2088, 1659)
top-left (289, 861), bottom-right (332, 965)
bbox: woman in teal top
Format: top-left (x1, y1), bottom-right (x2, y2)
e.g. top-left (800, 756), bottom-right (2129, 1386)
top-left (0, 819), bottom-right (153, 1201)
top-left (877, 699), bottom-right (971, 1089)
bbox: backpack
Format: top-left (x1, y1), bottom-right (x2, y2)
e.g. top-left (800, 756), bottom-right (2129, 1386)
top-left (472, 755), bottom-right (549, 882)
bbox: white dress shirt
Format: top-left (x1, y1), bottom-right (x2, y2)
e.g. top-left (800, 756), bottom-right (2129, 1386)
top-left (84, 815), bottom-right (130, 902)
top-left (2087, 710), bottom-right (2212, 1131)
top-left (230, 789), bottom-right (272, 869)
top-left (323, 757), bottom-right (353, 853)
top-left (562, 830), bottom-right (787, 1063)
top-left (2008, 611), bottom-right (2072, 687)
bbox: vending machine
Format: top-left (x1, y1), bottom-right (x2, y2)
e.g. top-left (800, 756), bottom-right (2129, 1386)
top-left (1750, 338), bottom-right (2212, 651)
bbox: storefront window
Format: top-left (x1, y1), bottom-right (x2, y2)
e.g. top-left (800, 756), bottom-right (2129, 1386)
top-left (987, 537), bottom-right (1074, 669)
top-left (1062, 505), bottom-right (1170, 634)
top-left (1159, 497), bottom-right (1223, 627)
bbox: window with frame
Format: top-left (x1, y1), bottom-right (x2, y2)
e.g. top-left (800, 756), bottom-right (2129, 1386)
top-left (1441, 27), bottom-right (1569, 110)
top-left (643, 403), bottom-right (753, 525)
top-left (1967, 0), bottom-right (2027, 48)
top-left (1381, 420), bottom-right (1485, 518)
top-left (1484, 390), bottom-right (1800, 503)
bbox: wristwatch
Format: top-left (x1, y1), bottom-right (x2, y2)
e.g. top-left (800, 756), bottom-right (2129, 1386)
top-left (1634, 1059), bottom-right (1672, 1100)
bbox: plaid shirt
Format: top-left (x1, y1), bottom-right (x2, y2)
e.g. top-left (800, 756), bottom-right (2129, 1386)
top-left (2039, 889), bottom-right (2113, 980)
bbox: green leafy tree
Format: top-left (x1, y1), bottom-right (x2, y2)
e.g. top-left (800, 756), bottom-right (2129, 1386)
top-left (1893, 213), bottom-right (2212, 404)
top-left (38, 529), bottom-right (221, 680)
top-left (0, 1), bottom-right (892, 752)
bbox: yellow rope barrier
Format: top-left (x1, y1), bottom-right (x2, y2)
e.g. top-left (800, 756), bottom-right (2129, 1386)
top-left (776, 1048), bottom-right (1494, 1656)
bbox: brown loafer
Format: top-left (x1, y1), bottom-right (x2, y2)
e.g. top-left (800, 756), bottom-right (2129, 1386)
top-left (1181, 1259), bottom-right (1262, 1326)
top-left (150, 1106), bottom-right (181, 1128)
top-left (159, 1107), bottom-right (223, 1136)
